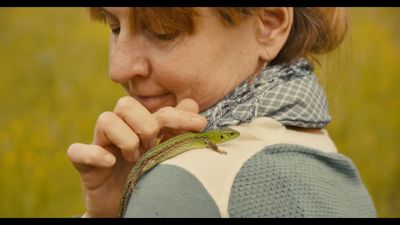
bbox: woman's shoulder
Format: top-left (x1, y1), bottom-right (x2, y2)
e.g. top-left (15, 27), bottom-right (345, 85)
top-left (124, 142), bottom-right (376, 217)
top-left (124, 117), bottom-right (376, 217)
top-left (123, 117), bottom-right (284, 217)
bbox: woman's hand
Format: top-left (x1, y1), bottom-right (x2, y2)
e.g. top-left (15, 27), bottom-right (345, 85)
top-left (67, 97), bottom-right (207, 217)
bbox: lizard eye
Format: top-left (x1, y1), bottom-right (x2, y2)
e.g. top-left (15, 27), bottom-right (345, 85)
top-left (220, 135), bottom-right (224, 139)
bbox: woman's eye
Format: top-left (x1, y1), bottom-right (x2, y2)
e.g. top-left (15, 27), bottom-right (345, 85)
top-left (152, 32), bottom-right (178, 41)
top-left (111, 27), bottom-right (120, 35)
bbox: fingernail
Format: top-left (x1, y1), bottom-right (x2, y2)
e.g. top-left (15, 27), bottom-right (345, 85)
top-left (104, 154), bottom-right (115, 166)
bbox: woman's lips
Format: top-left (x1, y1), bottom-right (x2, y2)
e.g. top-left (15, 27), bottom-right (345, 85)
top-left (135, 93), bottom-right (173, 112)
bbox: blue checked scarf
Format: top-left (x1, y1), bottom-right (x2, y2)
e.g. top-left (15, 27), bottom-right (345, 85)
top-left (201, 58), bottom-right (331, 131)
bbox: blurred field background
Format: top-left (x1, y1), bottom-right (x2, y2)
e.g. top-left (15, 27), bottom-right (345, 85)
top-left (0, 7), bottom-right (398, 217)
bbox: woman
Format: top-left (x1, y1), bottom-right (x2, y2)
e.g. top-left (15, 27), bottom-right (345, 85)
top-left (67, 7), bottom-right (376, 217)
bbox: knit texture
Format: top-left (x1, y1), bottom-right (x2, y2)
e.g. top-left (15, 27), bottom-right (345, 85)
top-left (228, 144), bottom-right (377, 218)
top-left (125, 164), bottom-right (220, 217)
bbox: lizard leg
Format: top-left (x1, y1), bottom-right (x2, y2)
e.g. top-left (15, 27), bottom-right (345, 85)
top-left (200, 137), bottom-right (227, 154)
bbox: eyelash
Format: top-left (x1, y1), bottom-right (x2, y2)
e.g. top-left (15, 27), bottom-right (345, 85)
top-left (111, 27), bottom-right (120, 35)
top-left (150, 32), bottom-right (178, 41)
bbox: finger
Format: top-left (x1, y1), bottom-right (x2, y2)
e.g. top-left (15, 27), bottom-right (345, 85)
top-left (113, 96), bottom-right (160, 151)
top-left (67, 143), bottom-right (116, 173)
top-left (158, 98), bottom-right (206, 141)
top-left (153, 106), bottom-right (208, 133)
top-left (93, 111), bottom-right (141, 162)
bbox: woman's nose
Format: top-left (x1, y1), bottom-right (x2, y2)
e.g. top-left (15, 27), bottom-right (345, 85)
top-left (108, 34), bottom-right (150, 83)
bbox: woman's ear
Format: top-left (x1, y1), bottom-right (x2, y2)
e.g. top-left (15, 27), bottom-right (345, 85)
top-left (256, 7), bottom-right (293, 62)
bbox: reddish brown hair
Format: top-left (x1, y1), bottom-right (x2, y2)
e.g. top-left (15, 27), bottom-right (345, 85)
top-left (90, 7), bottom-right (348, 65)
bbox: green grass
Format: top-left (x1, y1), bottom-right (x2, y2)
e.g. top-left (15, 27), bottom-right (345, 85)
top-left (0, 7), bottom-right (399, 217)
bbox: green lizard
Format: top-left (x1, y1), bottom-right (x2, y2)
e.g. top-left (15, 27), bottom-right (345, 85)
top-left (118, 127), bottom-right (240, 217)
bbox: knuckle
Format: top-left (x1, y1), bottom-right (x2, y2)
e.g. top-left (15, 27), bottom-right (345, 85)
top-left (115, 96), bottom-right (135, 113)
top-left (154, 106), bottom-right (174, 125)
top-left (66, 143), bottom-right (79, 158)
top-left (138, 121), bottom-right (160, 138)
top-left (156, 106), bottom-right (174, 115)
top-left (96, 111), bottom-right (115, 128)
top-left (120, 139), bottom-right (139, 153)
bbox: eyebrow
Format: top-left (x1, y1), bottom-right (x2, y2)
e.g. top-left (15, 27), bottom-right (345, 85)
top-left (96, 7), bottom-right (117, 19)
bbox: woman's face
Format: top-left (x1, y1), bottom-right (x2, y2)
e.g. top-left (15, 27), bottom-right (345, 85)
top-left (102, 7), bottom-right (264, 113)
